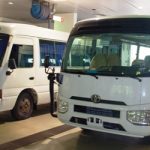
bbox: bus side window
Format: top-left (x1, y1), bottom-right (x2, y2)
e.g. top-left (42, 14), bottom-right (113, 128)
top-left (39, 40), bottom-right (55, 66)
top-left (9, 44), bottom-right (33, 68)
top-left (55, 42), bottom-right (66, 66)
top-left (40, 40), bottom-right (66, 67)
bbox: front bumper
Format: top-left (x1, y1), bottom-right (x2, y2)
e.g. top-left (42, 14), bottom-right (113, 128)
top-left (58, 96), bottom-right (150, 138)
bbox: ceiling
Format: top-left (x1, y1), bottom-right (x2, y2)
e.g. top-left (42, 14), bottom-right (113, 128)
top-left (0, 0), bottom-right (150, 24)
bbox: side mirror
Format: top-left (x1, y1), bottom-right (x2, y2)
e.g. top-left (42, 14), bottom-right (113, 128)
top-left (8, 59), bottom-right (17, 70)
top-left (44, 56), bottom-right (50, 68)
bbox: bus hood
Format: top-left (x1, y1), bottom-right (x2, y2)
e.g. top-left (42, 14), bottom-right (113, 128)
top-left (59, 74), bottom-right (142, 106)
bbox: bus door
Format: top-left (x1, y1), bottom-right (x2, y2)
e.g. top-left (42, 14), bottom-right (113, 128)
top-left (4, 36), bottom-right (35, 89)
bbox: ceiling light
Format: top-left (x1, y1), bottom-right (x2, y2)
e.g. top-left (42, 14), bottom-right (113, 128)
top-left (138, 6), bottom-right (143, 9)
top-left (8, 2), bottom-right (14, 5)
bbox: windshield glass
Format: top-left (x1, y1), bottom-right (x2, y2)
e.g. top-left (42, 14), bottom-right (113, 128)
top-left (0, 33), bottom-right (9, 66)
top-left (62, 33), bottom-right (150, 77)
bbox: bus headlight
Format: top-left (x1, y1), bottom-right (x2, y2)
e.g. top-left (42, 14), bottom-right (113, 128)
top-left (58, 101), bottom-right (68, 113)
top-left (127, 110), bottom-right (150, 126)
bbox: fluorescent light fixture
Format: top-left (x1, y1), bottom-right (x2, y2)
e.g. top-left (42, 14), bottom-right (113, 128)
top-left (8, 1), bottom-right (14, 5)
top-left (138, 6), bottom-right (143, 9)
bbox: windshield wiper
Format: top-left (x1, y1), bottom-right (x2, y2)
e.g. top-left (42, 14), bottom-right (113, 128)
top-left (64, 69), bottom-right (99, 79)
top-left (86, 73), bottom-right (98, 79)
top-left (125, 75), bottom-right (142, 82)
top-left (117, 71), bottom-right (142, 82)
top-left (96, 70), bottom-right (142, 82)
top-left (97, 66), bottom-right (142, 82)
top-left (84, 70), bottom-right (98, 79)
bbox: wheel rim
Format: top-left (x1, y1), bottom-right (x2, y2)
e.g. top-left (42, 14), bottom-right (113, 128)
top-left (19, 98), bottom-right (31, 115)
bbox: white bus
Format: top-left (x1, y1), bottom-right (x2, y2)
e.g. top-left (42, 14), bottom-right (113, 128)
top-left (57, 16), bottom-right (150, 138)
top-left (0, 22), bottom-right (69, 120)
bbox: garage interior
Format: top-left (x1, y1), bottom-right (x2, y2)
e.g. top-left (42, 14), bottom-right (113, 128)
top-left (1, 0), bottom-right (150, 150)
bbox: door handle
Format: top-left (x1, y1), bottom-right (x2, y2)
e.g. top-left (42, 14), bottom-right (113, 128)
top-left (29, 77), bottom-right (34, 80)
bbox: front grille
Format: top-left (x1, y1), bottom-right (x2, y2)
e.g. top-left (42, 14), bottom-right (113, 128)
top-left (69, 117), bottom-right (126, 132)
top-left (74, 105), bottom-right (120, 118)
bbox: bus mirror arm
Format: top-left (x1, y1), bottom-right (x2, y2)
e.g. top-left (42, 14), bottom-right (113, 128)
top-left (44, 56), bottom-right (54, 74)
top-left (44, 55), bottom-right (50, 74)
top-left (48, 68), bottom-right (58, 118)
top-left (44, 56), bottom-right (58, 117)
top-left (6, 59), bottom-right (17, 75)
top-left (48, 68), bottom-right (57, 117)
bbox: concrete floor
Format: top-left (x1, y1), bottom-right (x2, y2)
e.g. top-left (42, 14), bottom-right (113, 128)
top-left (18, 131), bottom-right (150, 150)
top-left (1, 105), bottom-right (150, 150)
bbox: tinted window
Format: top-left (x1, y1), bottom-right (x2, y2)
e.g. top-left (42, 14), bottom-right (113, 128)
top-left (40, 40), bottom-right (66, 66)
top-left (0, 34), bottom-right (9, 66)
top-left (9, 44), bottom-right (33, 68)
top-left (63, 33), bottom-right (150, 77)
top-left (55, 42), bottom-right (65, 66)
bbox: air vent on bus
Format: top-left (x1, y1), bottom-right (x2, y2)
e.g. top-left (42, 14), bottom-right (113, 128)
top-left (74, 105), bottom-right (120, 118)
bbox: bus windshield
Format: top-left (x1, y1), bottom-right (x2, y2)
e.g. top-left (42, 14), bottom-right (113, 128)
top-left (62, 33), bottom-right (150, 77)
top-left (0, 33), bottom-right (9, 66)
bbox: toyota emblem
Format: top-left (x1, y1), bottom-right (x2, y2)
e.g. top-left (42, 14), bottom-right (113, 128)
top-left (91, 94), bottom-right (101, 103)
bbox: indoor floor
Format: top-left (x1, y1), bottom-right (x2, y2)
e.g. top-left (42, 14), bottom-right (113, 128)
top-left (0, 105), bottom-right (150, 150)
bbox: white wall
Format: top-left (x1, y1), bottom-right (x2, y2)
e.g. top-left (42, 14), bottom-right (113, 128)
top-left (54, 13), bottom-right (77, 32)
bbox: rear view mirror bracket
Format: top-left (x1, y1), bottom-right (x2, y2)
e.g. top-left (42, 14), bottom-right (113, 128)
top-left (6, 59), bottom-right (17, 75)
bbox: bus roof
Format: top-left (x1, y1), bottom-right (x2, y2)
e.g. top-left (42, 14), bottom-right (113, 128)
top-left (77, 15), bottom-right (150, 24)
top-left (71, 15), bottom-right (150, 36)
top-left (0, 22), bottom-right (69, 42)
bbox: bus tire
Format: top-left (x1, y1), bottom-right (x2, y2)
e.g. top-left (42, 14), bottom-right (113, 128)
top-left (11, 92), bottom-right (33, 120)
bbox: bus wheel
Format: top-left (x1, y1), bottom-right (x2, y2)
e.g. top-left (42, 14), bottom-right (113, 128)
top-left (11, 92), bottom-right (33, 120)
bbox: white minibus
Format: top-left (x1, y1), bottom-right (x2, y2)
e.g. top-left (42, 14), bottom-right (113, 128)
top-left (0, 22), bottom-right (69, 120)
top-left (58, 16), bottom-right (150, 138)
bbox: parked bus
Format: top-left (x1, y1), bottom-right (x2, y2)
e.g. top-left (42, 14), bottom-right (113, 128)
top-left (0, 22), bottom-right (69, 120)
top-left (57, 16), bottom-right (150, 138)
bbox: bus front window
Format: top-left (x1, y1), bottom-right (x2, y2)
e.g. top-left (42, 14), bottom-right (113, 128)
top-left (62, 33), bottom-right (150, 77)
top-left (0, 34), bottom-right (9, 66)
